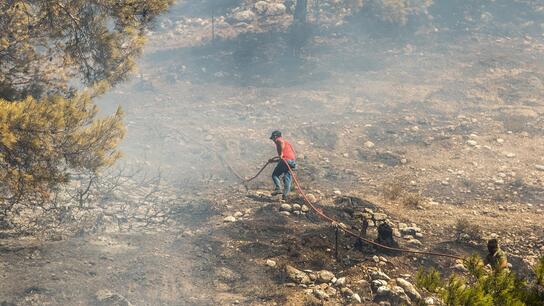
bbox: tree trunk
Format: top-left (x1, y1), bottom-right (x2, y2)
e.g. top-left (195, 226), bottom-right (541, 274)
top-left (294, 0), bottom-right (308, 24)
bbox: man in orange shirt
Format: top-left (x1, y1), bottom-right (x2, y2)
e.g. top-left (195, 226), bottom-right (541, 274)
top-left (269, 130), bottom-right (297, 201)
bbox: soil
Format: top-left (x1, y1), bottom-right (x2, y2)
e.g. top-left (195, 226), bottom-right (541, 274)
top-left (1, 1), bottom-right (543, 305)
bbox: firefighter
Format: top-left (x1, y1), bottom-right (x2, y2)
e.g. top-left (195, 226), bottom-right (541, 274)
top-left (268, 130), bottom-right (297, 201)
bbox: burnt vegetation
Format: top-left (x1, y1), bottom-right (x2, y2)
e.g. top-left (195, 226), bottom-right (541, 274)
top-left (1, 0), bottom-right (544, 305)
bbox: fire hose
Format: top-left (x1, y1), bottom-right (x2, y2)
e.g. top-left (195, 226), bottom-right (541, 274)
top-left (225, 156), bottom-right (463, 260)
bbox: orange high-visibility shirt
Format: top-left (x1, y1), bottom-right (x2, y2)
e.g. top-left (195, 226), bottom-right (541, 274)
top-left (275, 137), bottom-right (296, 160)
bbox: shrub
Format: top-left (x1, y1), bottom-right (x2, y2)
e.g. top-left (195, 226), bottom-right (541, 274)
top-left (0, 94), bottom-right (124, 206)
top-left (535, 256), bottom-right (544, 287)
top-left (0, 0), bottom-right (172, 100)
top-left (383, 181), bottom-right (404, 201)
top-left (416, 267), bottom-right (442, 293)
top-left (417, 254), bottom-right (544, 305)
top-left (454, 218), bottom-right (482, 242)
top-left (403, 192), bottom-right (425, 208)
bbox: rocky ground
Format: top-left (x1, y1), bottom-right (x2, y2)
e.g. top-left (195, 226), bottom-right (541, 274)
top-left (1, 1), bottom-right (544, 305)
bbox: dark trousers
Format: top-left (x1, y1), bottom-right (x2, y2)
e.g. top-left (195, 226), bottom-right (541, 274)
top-left (272, 160), bottom-right (296, 197)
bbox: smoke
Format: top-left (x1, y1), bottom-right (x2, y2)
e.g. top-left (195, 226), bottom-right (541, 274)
top-left (93, 0), bottom-right (544, 192)
top-left (3, 1), bottom-right (543, 305)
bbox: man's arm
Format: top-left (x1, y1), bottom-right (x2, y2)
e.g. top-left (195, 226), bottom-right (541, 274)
top-left (498, 254), bottom-right (508, 270)
top-left (268, 140), bottom-right (283, 163)
top-left (276, 140), bottom-right (285, 159)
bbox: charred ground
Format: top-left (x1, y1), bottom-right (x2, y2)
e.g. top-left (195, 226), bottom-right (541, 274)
top-left (1, 1), bottom-right (544, 305)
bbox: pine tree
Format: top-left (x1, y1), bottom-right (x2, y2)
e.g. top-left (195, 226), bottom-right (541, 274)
top-left (0, 93), bottom-right (124, 207)
top-left (416, 255), bottom-right (544, 306)
top-left (0, 1), bottom-right (172, 217)
top-left (0, 0), bottom-right (172, 101)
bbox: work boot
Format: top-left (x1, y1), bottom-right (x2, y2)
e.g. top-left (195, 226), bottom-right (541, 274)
top-left (271, 189), bottom-right (282, 196)
top-left (282, 194), bottom-right (288, 202)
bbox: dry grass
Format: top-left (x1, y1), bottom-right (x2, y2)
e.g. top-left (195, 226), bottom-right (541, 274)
top-left (382, 181), bottom-right (404, 201)
top-left (402, 192), bottom-right (425, 209)
top-left (454, 218), bottom-right (482, 242)
top-left (303, 296), bottom-right (323, 306)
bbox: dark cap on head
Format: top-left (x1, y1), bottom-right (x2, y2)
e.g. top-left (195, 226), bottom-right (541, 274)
top-left (488, 238), bottom-right (498, 247)
top-left (270, 130), bottom-right (281, 140)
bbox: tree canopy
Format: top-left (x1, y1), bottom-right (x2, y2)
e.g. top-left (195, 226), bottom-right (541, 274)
top-left (0, 0), bottom-right (172, 101)
top-left (1, 0), bottom-right (172, 213)
top-left (0, 94), bottom-right (125, 205)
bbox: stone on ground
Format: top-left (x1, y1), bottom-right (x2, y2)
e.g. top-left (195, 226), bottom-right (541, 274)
top-left (223, 216), bottom-right (236, 222)
top-left (396, 278), bottom-right (421, 301)
top-left (317, 270), bottom-right (335, 283)
top-left (285, 265), bottom-right (311, 284)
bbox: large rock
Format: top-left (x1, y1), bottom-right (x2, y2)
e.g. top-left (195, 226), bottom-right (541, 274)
top-left (334, 277), bottom-right (346, 287)
top-left (306, 193), bottom-right (317, 203)
top-left (425, 297), bottom-right (437, 305)
top-left (280, 204), bottom-right (293, 212)
top-left (317, 270), bottom-right (335, 283)
top-left (467, 140), bottom-right (478, 146)
top-left (324, 285), bottom-right (337, 297)
top-left (354, 211), bottom-right (373, 220)
top-left (232, 10), bottom-right (256, 23)
top-left (285, 265), bottom-right (311, 284)
top-left (254, 1), bottom-right (269, 14)
top-left (396, 278), bottom-right (421, 301)
top-left (391, 286), bottom-right (412, 305)
top-left (223, 216), bottom-right (236, 222)
top-left (371, 270), bottom-right (391, 281)
top-left (313, 288), bottom-right (329, 300)
top-left (254, 1), bottom-right (286, 16)
top-left (373, 213), bottom-right (388, 221)
top-left (452, 263), bottom-right (468, 272)
top-left (400, 226), bottom-right (421, 236)
top-left (364, 141), bottom-right (375, 148)
top-left (406, 239), bottom-right (423, 247)
top-left (352, 293), bottom-right (362, 303)
top-left (371, 279), bottom-right (388, 290)
top-left (267, 3), bottom-right (287, 15)
top-left (375, 285), bottom-right (412, 305)
top-left (95, 289), bottom-right (133, 306)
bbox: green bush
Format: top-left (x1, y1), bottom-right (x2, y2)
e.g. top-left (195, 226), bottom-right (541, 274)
top-left (416, 255), bottom-right (544, 305)
top-left (535, 256), bottom-right (544, 287)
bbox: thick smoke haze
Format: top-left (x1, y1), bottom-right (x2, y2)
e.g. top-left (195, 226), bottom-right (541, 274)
top-left (2, 1), bottom-right (542, 305)
top-left (97, 0), bottom-right (544, 192)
